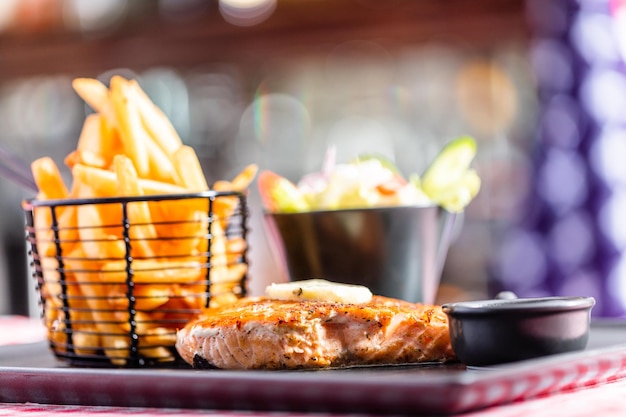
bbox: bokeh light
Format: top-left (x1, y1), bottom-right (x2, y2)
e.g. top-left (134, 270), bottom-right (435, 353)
top-left (186, 70), bottom-right (243, 149)
top-left (2, 76), bottom-right (81, 145)
top-left (536, 148), bottom-right (588, 214)
top-left (547, 210), bottom-right (595, 273)
top-left (525, 0), bottom-right (570, 37)
top-left (557, 269), bottom-right (602, 302)
top-left (529, 39), bottom-right (574, 93)
top-left (324, 40), bottom-right (395, 94)
top-left (0, 0), bottom-right (19, 32)
top-left (598, 189), bottom-right (626, 250)
top-left (494, 228), bottom-right (548, 294)
top-left (63, 0), bottom-right (127, 34)
top-left (237, 92), bottom-right (310, 175)
top-left (493, 0), bottom-right (626, 317)
top-left (219, 0), bottom-right (276, 27)
top-left (615, 1), bottom-right (626, 60)
top-left (608, 253), bottom-right (626, 312)
top-left (580, 68), bottom-right (626, 124)
top-left (326, 116), bottom-right (395, 164)
top-left (540, 95), bottom-right (582, 149)
top-left (399, 44), bottom-right (464, 134)
top-left (589, 126), bottom-right (626, 186)
top-left (248, 92), bottom-right (310, 146)
top-left (571, 10), bottom-right (622, 65)
top-left (455, 59), bottom-right (518, 136)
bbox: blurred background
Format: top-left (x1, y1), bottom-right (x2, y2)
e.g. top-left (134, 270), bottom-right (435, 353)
top-left (0, 0), bottom-right (625, 318)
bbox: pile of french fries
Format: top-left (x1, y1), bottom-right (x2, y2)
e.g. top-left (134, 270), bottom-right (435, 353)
top-left (27, 75), bottom-right (257, 366)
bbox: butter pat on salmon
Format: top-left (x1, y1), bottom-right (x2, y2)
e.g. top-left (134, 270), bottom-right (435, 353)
top-left (265, 279), bottom-right (373, 304)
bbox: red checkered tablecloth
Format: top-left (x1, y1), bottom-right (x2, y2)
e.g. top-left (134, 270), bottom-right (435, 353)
top-left (1, 381), bottom-right (626, 417)
top-left (1, 316), bottom-right (626, 417)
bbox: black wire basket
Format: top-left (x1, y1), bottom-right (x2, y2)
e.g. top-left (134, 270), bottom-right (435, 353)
top-left (23, 190), bottom-right (249, 367)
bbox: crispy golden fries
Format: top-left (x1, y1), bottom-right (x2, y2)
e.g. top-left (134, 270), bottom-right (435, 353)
top-left (110, 76), bottom-right (151, 178)
top-left (65, 114), bottom-right (123, 169)
top-left (32, 157), bottom-right (69, 199)
top-left (173, 146), bottom-right (208, 191)
top-left (27, 75), bottom-right (256, 366)
top-left (113, 155), bottom-right (157, 258)
top-left (72, 78), bottom-right (109, 115)
top-left (129, 79), bottom-right (182, 155)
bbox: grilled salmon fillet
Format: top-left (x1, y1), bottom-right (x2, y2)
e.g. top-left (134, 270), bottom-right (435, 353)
top-left (175, 295), bottom-right (455, 369)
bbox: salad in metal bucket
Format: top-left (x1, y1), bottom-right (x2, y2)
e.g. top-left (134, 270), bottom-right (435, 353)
top-left (259, 136), bottom-right (481, 213)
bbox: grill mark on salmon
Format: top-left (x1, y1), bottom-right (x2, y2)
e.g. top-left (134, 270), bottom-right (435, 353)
top-left (176, 295), bottom-right (455, 370)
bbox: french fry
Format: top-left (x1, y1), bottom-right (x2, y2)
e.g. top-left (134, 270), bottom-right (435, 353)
top-left (208, 225), bottom-right (229, 285)
top-left (102, 335), bottom-right (131, 366)
top-left (30, 159), bottom-right (77, 289)
top-left (65, 114), bottom-right (122, 169)
top-left (37, 205), bottom-right (79, 258)
top-left (30, 75), bottom-right (256, 366)
top-left (69, 248), bottom-right (130, 365)
top-left (32, 157), bottom-right (69, 199)
top-left (72, 164), bottom-right (117, 197)
top-left (113, 155), bottom-right (157, 258)
top-left (71, 78), bottom-right (109, 115)
top-left (212, 163), bottom-right (258, 224)
top-left (109, 284), bottom-right (172, 311)
top-left (73, 331), bottom-right (101, 356)
top-left (116, 311), bottom-right (167, 335)
top-left (129, 79), bottom-right (182, 156)
top-left (138, 327), bottom-right (177, 361)
top-left (67, 292), bottom-right (103, 356)
top-left (173, 145), bottom-right (208, 191)
top-left (134, 286), bottom-right (172, 311)
top-left (37, 256), bottom-right (62, 303)
top-left (230, 163), bottom-right (259, 191)
top-left (32, 204), bottom-right (53, 257)
top-left (141, 327), bottom-right (177, 346)
top-left (43, 297), bottom-right (68, 352)
top-left (67, 114), bottom-right (102, 168)
top-left (73, 163), bottom-right (188, 197)
top-left (176, 282), bottom-right (207, 310)
top-left (226, 237), bottom-right (247, 260)
top-left (139, 327), bottom-right (176, 360)
top-left (39, 261), bottom-right (93, 355)
top-left (76, 203), bottom-right (125, 260)
top-left (110, 76), bottom-right (150, 177)
top-left (148, 197), bottom-right (208, 258)
top-left (226, 263), bottom-right (248, 284)
top-left (140, 177), bottom-right (189, 195)
top-left (74, 269), bottom-right (128, 345)
top-left (209, 286), bottom-right (240, 308)
top-left (100, 259), bottom-right (204, 284)
top-left (138, 346), bottom-right (175, 361)
top-left (159, 296), bottom-right (199, 324)
top-left (145, 137), bottom-right (181, 184)
top-left (59, 254), bottom-right (107, 356)
top-left (205, 221), bottom-right (247, 309)
top-left (212, 164), bottom-right (258, 193)
top-left (39, 259), bottom-right (85, 304)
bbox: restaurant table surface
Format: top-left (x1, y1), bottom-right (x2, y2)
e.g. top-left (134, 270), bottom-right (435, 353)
top-left (1, 315), bottom-right (626, 417)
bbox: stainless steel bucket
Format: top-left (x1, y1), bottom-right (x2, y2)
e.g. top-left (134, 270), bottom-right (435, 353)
top-left (264, 206), bottom-right (457, 304)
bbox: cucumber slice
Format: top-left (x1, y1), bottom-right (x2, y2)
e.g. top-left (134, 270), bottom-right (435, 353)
top-left (421, 136), bottom-right (477, 200)
top-left (432, 169), bottom-right (481, 212)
